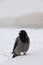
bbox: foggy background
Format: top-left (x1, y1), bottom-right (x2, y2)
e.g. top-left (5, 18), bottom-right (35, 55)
top-left (0, 0), bottom-right (43, 28)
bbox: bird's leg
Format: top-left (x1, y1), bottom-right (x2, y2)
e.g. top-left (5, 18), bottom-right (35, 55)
top-left (23, 52), bottom-right (26, 55)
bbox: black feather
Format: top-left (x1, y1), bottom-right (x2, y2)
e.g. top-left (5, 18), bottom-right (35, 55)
top-left (19, 30), bottom-right (28, 43)
top-left (12, 38), bottom-right (18, 54)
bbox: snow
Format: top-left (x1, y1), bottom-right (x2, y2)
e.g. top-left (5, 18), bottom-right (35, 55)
top-left (0, 28), bottom-right (43, 65)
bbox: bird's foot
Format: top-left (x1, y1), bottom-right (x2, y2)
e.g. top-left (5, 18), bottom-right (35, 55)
top-left (23, 53), bottom-right (27, 55)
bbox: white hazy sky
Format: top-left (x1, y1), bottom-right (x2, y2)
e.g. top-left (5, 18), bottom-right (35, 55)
top-left (0, 0), bottom-right (43, 18)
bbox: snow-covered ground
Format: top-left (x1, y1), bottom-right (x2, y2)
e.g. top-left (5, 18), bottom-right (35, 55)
top-left (0, 28), bottom-right (43, 65)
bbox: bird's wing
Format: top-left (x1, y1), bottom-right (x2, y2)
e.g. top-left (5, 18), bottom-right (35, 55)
top-left (28, 37), bottom-right (30, 43)
top-left (12, 37), bottom-right (18, 54)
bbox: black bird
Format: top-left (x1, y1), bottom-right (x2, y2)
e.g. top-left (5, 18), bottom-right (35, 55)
top-left (12, 30), bottom-right (30, 58)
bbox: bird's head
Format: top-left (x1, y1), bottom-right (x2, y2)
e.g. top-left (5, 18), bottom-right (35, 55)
top-left (19, 30), bottom-right (29, 43)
